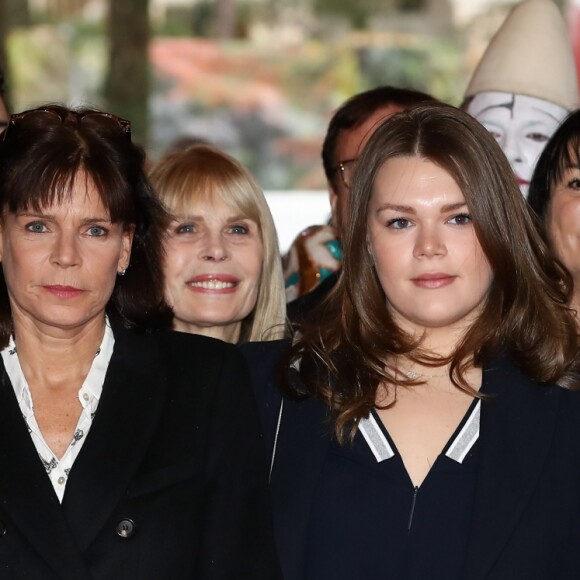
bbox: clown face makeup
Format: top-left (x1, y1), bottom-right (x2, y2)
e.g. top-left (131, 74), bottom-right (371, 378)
top-left (467, 91), bottom-right (567, 197)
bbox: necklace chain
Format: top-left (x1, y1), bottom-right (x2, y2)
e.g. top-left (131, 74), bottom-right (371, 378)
top-left (404, 368), bottom-right (449, 380)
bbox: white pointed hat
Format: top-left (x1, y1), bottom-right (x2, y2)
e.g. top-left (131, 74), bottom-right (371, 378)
top-left (465, 0), bottom-right (579, 111)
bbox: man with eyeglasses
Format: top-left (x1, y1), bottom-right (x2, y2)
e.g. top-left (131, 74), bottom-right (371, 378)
top-left (287, 85), bottom-right (438, 323)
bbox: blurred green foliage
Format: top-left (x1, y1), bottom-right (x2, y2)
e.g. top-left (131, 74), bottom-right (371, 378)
top-left (5, 2), bottom-right (468, 188)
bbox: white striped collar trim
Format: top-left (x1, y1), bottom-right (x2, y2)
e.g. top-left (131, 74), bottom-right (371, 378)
top-left (358, 400), bottom-right (480, 465)
top-left (445, 400), bottom-right (481, 463)
top-left (358, 413), bottom-right (395, 462)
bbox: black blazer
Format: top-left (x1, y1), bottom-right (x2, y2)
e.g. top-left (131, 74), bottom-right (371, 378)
top-left (0, 326), bottom-right (282, 580)
top-left (286, 272), bottom-right (338, 325)
top-left (267, 356), bottom-right (580, 580)
top-left (239, 339), bottom-right (291, 460)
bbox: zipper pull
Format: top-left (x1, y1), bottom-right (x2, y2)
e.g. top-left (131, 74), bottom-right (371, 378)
top-left (407, 486), bottom-right (419, 532)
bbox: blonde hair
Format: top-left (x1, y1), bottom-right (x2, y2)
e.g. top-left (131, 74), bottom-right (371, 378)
top-left (150, 144), bottom-right (286, 342)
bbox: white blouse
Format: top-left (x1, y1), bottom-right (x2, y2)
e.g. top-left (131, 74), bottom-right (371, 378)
top-left (0, 320), bottom-right (114, 502)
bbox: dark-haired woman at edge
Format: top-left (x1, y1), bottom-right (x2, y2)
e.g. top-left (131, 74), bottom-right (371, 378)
top-left (529, 108), bottom-right (580, 327)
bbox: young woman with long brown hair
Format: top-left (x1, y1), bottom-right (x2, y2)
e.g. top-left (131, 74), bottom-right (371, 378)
top-left (268, 103), bottom-right (580, 580)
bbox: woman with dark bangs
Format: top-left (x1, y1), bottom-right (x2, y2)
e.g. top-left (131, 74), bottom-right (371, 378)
top-left (0, 105), bottom-right (280, 579)
top-left (268, 103), bottom-right (580, 580)
top-left (529, 109), bottom-right (580, 325)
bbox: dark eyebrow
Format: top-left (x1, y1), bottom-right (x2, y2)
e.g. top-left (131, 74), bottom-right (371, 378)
top-left (441, 202), bottom-right (468, 212)
top-left (17, 211), bottom-right (112, 222)
top-left (375, 203), bottom-right (415, 215)
top-left (81, 217), bottom-right (113, 224)
top-left (375, 201), bottom-right (467, 215)
top-left (563, 163), bottom-right (580, 169)
top-left (16, 211), bottom-right (51, 219)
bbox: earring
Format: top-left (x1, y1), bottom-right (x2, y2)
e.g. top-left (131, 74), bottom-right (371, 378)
top-left (118, 267), bottom-right (127, 276)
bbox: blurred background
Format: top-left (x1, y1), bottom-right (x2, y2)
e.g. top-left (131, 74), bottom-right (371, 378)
top-left (1, 0), bottom-right (579, 248)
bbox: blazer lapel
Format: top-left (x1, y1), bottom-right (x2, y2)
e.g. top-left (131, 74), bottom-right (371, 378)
top-left (62, 328), bottom-right (168, 552)
top-left (0, 368), bottom-right (93, 579)
top-left (462, 357), bottom-right (561, 580)
top-left (270, 395), bottom-right (331, 580)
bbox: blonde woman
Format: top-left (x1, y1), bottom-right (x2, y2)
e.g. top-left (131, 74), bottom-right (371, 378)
top-left (150, 144), bottom-right (285, 344)
top-left (150, 145), bottom-right (288, 440)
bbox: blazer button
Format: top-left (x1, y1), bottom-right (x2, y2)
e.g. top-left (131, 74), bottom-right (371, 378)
top-left (116, 518), bottom-right (136, 539)
top-left (0, 521), bottom-right (6, 536)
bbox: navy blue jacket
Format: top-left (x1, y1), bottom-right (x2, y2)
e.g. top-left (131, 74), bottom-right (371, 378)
top-left (265, 355), bottom-right (580, 580)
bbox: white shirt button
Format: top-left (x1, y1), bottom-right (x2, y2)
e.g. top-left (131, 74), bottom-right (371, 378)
top-left (82, 393), bottom-right (89, 401)
top-left (57, 476), bottom-right (66, 485)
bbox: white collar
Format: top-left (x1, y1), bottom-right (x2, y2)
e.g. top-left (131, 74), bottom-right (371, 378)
top-left (1, 318), bottom-right (115, 415)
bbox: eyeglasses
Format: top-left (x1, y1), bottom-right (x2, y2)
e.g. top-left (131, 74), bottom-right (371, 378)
top-left (333, 157), bottom-right (358, 189)
top-left (4, 106), bottom-right (131, 141)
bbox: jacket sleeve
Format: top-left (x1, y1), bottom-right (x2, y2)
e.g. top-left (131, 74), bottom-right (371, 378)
top-left (197, 343), bottom-right (282, 580)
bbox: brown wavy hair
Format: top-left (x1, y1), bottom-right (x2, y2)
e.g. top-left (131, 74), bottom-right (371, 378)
top-left (289, 103), bottom-right (579, 443)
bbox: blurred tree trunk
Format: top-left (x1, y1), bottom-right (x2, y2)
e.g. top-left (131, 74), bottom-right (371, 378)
top-left (0, 0), bottom-right (7, 78)
top-left (0, 0), bottom-right (30, 108)
top-left (215, 0), bottom-right (235, 39)
top-left (53, 0), bottom-right (92, 18)
top-left (6, 0), bottom-right (29, 26)
top-left (105, 0), bottom-right (150, 146)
